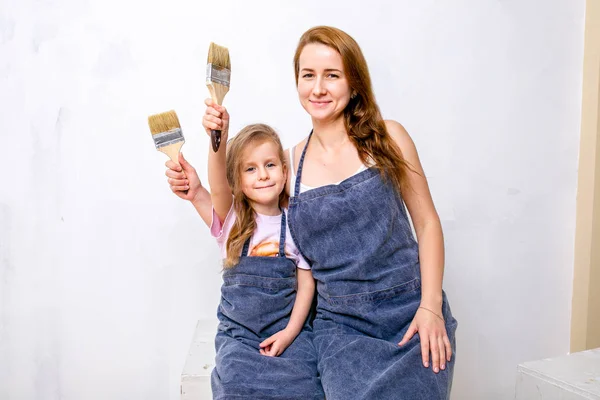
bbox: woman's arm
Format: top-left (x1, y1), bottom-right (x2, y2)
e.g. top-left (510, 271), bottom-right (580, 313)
top-left (284, 147), bottom-right (293, 197)
top-left (165, 153), bottom-right (213, 227)
top-left (283, 137), bottom-right (309, 198)
top-left (189, 183), bottom-right (213, 227)
top-left (386, 120), bottom-right (444, 311)
top-left (386, 120), bottom-right (452, 374)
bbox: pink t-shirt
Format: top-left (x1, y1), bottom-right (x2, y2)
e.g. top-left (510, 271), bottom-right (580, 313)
top-left (210, 206), bottom-right (310, 270)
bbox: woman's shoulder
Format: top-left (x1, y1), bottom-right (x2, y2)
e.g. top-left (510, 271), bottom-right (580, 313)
top-left (284, 137), bottom-right (309, 169)
top-left (384, 119), bottom-right (409, 139)
top-left (284, 137), bottom-right (309, 154)
top-left (384, 119), bottom-right (416, 151)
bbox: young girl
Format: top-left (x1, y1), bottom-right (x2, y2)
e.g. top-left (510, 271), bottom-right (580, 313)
top-left (165, 100), bottom-right (323, 399)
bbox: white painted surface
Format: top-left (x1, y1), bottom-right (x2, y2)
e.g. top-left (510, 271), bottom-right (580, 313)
top-left (515, 348), bottom-right (600, 399)
top-left (181, 319), bottom-right (218, 400)
top-left (0, 1), bottom-right (585, 399)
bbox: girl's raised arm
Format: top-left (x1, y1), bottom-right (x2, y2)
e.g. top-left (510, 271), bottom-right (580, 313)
top-left (203, 98), bottom-right (233, 223)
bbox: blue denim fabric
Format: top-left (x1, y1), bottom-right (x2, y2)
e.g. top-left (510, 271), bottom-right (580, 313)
top-left (211, 211), bottom-right (324, 400)
top-left (288, 133), bottom-right (458, 400)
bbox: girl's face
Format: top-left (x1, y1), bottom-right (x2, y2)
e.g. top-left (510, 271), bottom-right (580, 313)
top-left (239, 140), bottom-right (286, 215)
top-left (297, 43), bottom-right (352, 124)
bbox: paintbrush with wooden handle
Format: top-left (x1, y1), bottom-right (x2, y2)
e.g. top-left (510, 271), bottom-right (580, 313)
top-left (148, 110), bottom-right (185, 162)
top-left (206, 42), bottom-right (231, 152)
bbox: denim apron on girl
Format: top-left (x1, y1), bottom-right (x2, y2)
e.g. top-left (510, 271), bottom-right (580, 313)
top-left (211, 211), bottom-right (324, 400)
top-left (288, 133), bottom-right (458, 400)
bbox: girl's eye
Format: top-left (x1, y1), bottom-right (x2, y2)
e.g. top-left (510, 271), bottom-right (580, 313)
top-left (266, 163), bottom-right (276, 168)
top-left (245, 167), bottom-right (255, 172)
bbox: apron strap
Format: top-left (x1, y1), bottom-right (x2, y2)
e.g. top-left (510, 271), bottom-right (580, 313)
top-left (241, 236), bottom-right (251, 257)
top-left (278, 210), bottom-right (287, 257)
top-left (293, 130), bottom-right (313, 198)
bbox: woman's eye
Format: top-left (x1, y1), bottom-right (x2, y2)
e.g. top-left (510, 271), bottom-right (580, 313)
top-left (302, 73), bottom-right (314, 78)
top-left (327, 73), bottom-right (339, 78)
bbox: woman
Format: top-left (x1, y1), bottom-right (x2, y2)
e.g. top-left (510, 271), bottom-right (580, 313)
top-left (167, 25), bottom-right (457, 400)
top-left (284, 26), bottom-right (457, 400)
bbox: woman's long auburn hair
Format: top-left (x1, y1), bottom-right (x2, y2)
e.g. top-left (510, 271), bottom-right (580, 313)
top-left (224, 124), bottom-right (288, 268)
top-left (293, 26), bottom-right (414, 195)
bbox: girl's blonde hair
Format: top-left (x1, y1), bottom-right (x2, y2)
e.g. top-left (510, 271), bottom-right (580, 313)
top-left (293, 26), bottom-right (415, 195)
top-left (224, 123), bottom-right (288, 268)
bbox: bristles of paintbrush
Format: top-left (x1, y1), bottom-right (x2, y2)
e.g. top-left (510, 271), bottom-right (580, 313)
top-left (148, 110), bottom-right (181, 136)
top-left (206, 42), bottom-right (231, 90)
top-left (207, 42), bottom-right (231, 70)
top-left (148, 110), bottom-right (185, 152)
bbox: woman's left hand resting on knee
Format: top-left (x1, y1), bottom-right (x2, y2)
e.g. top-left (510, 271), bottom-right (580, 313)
top-left (398, 306), bottom-right (452, 374)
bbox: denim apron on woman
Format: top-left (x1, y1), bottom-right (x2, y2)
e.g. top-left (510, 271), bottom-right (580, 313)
top-left (288, 133), bottom-right (458, 400)
top-left (210, 210), bottom-right (324, 400)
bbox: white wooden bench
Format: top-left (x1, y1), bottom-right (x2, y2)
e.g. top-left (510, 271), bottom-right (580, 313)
top-left (181, 319), bottom-right (219, 400)
top-left (516, 347), bottom-right (600, 399)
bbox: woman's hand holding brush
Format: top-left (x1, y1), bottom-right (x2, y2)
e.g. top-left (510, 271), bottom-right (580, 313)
top-left (165, 153), bottom-right (213, 226)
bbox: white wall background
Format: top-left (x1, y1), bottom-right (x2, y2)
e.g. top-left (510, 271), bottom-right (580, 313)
top-left (0, 0), bottom-right (585, 399)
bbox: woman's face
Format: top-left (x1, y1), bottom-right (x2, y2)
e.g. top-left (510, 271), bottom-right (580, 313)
top-left (297, 43), bottom-right (352, 124)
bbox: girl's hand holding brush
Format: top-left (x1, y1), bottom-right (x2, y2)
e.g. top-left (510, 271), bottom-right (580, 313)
top-left (202, 98), bottom-right (230, 146)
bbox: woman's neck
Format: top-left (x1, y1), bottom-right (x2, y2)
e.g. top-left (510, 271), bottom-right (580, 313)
top-left (311, 117), bottom-right (349, 151)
